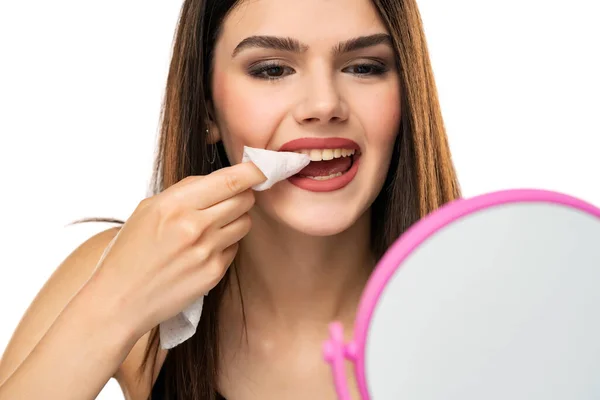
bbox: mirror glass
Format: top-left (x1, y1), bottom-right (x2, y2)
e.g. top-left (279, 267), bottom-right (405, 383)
top-left (365, 200), bottom-right (600, 399)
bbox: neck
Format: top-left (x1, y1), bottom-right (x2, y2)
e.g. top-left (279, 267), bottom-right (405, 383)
top-left (224, 208), bottom-right (374, 333)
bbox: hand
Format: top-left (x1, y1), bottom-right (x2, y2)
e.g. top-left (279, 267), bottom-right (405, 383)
top-left (87, 162), bottom-right (266, 339)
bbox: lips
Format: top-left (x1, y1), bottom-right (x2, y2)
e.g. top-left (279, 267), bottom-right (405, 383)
top-left (278, 137), bottom-right (361, 192)
top-left (278, 137), bottom-right (360, 152)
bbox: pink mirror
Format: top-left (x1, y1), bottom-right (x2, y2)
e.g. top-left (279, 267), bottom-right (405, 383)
top-left (324, 189), bottom-right (600, 399)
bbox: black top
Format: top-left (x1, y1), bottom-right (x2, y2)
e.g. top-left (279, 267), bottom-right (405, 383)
top-left (150, 366), bottom-right (166, 399)
top-left (151, 366), bottom-right (226, 400)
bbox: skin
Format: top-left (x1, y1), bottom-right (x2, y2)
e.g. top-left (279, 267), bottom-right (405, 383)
top-left (0, 0), bottom-right (403, 399)
top-left (208, 0), bottom-right (402, 398)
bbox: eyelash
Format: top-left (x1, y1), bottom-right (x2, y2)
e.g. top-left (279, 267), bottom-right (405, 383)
top-left (248, 61), bottom-right (389, 81)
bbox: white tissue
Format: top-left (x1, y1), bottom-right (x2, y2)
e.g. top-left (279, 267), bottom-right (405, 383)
top-left (242, 146), bottom-right (311, 191)
top-left (159, 146), bottom-right (310, 349)
top-left (159, 296), bottom-right (205, 349)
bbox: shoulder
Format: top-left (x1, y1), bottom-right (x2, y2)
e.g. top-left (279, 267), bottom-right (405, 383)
top-left (63, 226), bottom-right (122, 267)
top-left (0, 226), bottom-right (122, 384)
top-left (0, 225), bottom-right (168, 398)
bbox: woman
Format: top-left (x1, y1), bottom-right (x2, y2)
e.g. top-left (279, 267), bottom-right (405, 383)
top-left (0, 0), bottom-right (460, 398)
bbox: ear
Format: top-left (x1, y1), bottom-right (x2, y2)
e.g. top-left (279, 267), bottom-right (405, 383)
top-left (206, 120), bottom-right (221, 144)
top-left (205, 101), bottom-right (221, 144)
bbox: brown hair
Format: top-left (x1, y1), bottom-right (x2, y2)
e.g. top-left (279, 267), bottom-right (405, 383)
top-left (84, 0), bottom-right (461, 398)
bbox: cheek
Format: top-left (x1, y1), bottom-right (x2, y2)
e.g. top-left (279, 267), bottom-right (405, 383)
top-left (355, 82), bottom-right (401, 148)
top-left (351, 81), bottom-right (401, 191)
top-left (212, 71), bottom-right (288, 163)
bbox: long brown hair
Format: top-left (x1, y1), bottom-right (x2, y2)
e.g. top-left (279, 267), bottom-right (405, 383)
top-left (85, 0), bottom-right (461, 398)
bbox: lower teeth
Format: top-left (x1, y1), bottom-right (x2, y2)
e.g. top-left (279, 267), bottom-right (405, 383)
top-left (301, 156), bottom-right (355, 181)
top-left (305, 172), bottom-right (343, 181)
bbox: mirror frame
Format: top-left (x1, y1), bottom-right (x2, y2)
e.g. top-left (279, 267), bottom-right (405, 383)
top-left (323, 188), bottom-right (600, 400)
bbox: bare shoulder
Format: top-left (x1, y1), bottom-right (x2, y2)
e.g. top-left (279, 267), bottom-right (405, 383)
top-left (0, 227), bottom-right (120, 382)
top-left (0, 226), bottom-right (166, 398)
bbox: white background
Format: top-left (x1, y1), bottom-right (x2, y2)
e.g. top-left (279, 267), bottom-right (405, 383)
top-left (0, 1), bottom-right (598, 398)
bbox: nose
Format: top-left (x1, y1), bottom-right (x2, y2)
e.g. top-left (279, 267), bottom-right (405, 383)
top-left (292, 73), bottom-right (349, 126)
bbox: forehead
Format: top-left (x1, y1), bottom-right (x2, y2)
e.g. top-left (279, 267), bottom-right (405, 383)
top-left (219, 0), bottom-right (387, 50)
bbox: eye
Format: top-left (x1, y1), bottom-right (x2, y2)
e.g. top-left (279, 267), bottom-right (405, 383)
top-left (343, 62), bottom-right (388, 77)
top-left (248, 62), bottom-right (295, 81)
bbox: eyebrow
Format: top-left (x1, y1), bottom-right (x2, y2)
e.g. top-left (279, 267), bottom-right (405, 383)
top-left (232, 33), bottom-right (392, 57)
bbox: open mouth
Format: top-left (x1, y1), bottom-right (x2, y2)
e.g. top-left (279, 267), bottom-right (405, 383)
top-left (292, 148), bottom-right (362, 181)
top-left (279, 138), bottom-right (362, 192)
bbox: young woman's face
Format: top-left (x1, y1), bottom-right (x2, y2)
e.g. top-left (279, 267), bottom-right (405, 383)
top-left (210, 0), bottom-right (401, 236)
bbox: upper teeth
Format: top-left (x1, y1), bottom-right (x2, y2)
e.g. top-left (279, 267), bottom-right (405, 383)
top-left (294, 148), bottom-right (356, 161)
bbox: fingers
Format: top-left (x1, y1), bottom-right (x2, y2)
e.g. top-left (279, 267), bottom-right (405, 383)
top-left (177, 209), bottom-right (252, 264)
top-left (221, 242), bottom-right (239, 270)
top-left (186, 242), bottom-right (239, 293)
top-left (202, 188), bottom-right (255, 229)
top-left (176, 213), bottom-right (249, 294)
top-left (200, 229), bottom-right (244, 290)
top-left (171, 162), bottom-right (266, 210)
top-left (213, 213), bottom-right (253, 251)
top-left (206, 242), bottom-right (239, 289)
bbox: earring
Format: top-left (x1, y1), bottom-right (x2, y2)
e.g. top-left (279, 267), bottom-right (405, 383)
top-left (206, 128), bottom-right (217, 164)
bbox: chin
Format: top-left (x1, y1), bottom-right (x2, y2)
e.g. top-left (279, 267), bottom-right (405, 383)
top-left (285, 216), bottom-right (355, 237)
top-left (258, 198), bottom-right (365, 237)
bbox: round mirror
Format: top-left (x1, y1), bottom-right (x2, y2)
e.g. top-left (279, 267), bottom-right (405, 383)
top-left (324, 189), bottom-right (600, 399)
